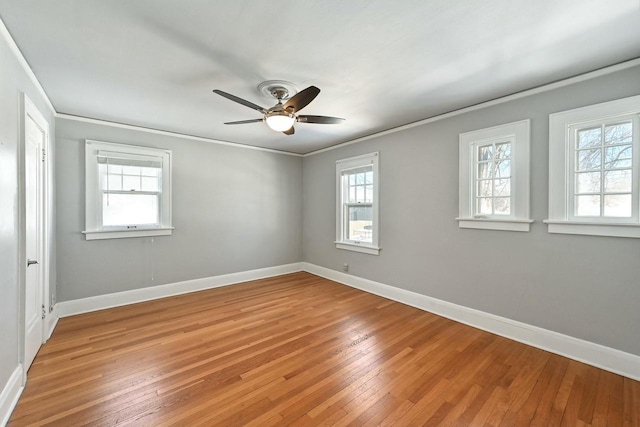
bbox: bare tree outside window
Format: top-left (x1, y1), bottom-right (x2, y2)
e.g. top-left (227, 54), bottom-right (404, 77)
top-left (574, 121), bottom-right (633, 217)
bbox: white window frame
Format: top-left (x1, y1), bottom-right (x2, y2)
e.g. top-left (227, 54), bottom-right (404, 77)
top-left (83, 139), bottom-right (173, 240)
top-left (335, 152), bottom-right (380, 255)
top-left (545, 95), bottom-right (640, 238)
top-left (457, 120), bottom-right (533, 231)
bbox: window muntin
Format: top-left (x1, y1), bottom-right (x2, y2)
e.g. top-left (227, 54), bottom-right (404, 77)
top-left (570, 119), bottom-right (636, 220)
top-left (84, 140), bottom-right (172, 240)
top-left (336, 153), bottom-right (379, 254)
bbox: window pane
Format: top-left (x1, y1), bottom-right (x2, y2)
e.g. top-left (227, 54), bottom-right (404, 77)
top-left (577, 127), bottom-right (601, 148)
top-left (575, 172), bottom-right (601, 193)
top-left (140, 167), bottom-right (159, 177)
top-left (365, 171), bottom-right (373, 184)
top-left (604, 194), bottom-right (632, 217)
top-left (346, 206), bottom-right (372, 243)
top-left (348, 185), bottom-right (356, 203)
top-left (356, 173), bottom-right (365, 185)
top-left (477, 180), bottom-right (492, 197)
top-left (122, 165), bottom-right (141, 175)
top-left (477, 162), bottom-right (492, 180)
top-left (495, 142), bottom-right (511, 159)
top-left (478, 145), bottom-right (493, 161)
top-left (141, 177), bottom-right (159, 192)
top-left (494, 179), bottom-right (510, 197)
top-left (103, 193), bottom-right (159, 226)
top-left (604, 122), bottom-right (632, 145)
top-left (604, 169), bottom-right (632, 192)
top-left (575, 195), bottom-right (600, 216)
top-left (493, 197), bottom-right (510, 215)
top-left (365, 185), bottom-right (373, 202)
top-left (576, 149), bottom-right (601, 171)
top-left (104, 174), bottom-right (122, 191)
top-left (495, 159), bottom-right (510, 178)
top-left (349, 174), bottom-right (355, 185)
top-left (108, 164), bottom-right (123, 174)
top-left (122, 175), bottom-right (141, 191)
top-left (604, 145), bottom-right (632, 169)
top-left (476, 198), bottom-right (493, 215)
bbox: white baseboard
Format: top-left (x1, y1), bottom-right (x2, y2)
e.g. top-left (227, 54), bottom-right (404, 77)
top-left (0, 365), bottom-right (24, 427)
top-left (301, 262), bottom-right (640, 381)
top-left (45, 305), bottom-right (58, 341)
top-left (58, 263), bottom-right (303, 317)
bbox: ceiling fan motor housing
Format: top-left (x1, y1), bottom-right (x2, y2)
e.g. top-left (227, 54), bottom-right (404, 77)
top-left (257, 80), bottom-right (298, 100)
top-left (270, 87), bottom-right (289, 101)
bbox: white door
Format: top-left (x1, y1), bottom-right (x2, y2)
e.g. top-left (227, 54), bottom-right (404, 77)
top-left (24, 100), bottom-right (47, 371)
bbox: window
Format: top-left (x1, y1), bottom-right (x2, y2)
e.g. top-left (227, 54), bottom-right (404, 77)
top-left (546, 95), bottom-right (640, 238)
top-left (84, 140), bottom-right (173, 240)
top-left (336, 152), bottom-right (380, 255)
top-left (457, 120), bottom-right (532, 231)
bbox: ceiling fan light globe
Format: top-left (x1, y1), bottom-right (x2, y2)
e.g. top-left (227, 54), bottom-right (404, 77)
top-left (265, 114), bottom-right (295, 132)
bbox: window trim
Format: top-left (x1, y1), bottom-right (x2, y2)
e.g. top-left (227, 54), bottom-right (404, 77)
top-left (457, 120), bottom-right (533, 232)
top-left (335, 152), bottom-right (380, 255)
top-left (83, 139), bottom-right (173, 240)
top-left (545, 95), bottom-right (640, 238)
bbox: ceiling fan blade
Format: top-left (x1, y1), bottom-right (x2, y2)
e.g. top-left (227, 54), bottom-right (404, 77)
top-left (213, 89), bottom-right (266, 113)
top-left (283, 86), bottom-right (320, 113)
top-left (283, 126), bottom-right (295, 135)
top-left (224, 119), bottom-right (264, 125)
top-left (297, 115), bottom-right (345, 124)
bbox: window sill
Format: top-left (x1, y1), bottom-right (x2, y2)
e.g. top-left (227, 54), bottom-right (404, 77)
top-left (543, 220), bottom-right (640, 238)
top-left (455, 217), bottom-right (533, 232)
top-left (83, 227), bottom-right (174, 240)
top-left (335, 242), bottom-right (381, 255)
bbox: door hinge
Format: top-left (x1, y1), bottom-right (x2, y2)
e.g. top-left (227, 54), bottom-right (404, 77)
top-left (42, 304), bottom-right (46, 319)
top-left (42, 148), bottom-right (46, 162)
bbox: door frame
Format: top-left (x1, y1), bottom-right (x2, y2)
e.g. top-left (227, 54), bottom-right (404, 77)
top-left (19, 93), bottom-right (51, 383)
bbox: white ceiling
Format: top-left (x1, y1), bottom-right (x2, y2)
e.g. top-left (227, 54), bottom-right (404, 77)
top-left (1, 1), bottom-right (639, 154)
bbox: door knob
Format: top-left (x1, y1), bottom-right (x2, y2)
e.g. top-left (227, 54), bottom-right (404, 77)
top-left (27, 259), bottom-right (39, 267)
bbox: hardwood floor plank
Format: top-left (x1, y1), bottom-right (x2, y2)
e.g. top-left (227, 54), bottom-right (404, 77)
top-left (623, 377), bottom-right (640, 427)
top-left (8, 272), bottom-right (639, 426)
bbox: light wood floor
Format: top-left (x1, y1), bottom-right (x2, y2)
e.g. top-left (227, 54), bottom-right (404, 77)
top-left (9, 272), bottom-right (640, 426)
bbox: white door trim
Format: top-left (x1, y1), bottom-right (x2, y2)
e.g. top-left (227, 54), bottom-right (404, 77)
top-left (20, 93), bottom-right (51, 383)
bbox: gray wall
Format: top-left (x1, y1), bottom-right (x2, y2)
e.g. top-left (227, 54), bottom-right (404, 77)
top-left (303, 65), bottom-right (640, 357)
top-left (56, 119), bottom-right (302, 301)
top-left (0, 30), bottom-right (56, 394)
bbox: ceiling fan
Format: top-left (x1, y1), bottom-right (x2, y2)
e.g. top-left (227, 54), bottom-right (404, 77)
top-left (213, 83), bottom-right (345, 135)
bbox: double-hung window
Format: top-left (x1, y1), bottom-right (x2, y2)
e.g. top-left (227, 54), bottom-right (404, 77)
top-left (84, 140), bottom-right (173, 240)
top-left (336, 152), bottom-right (380, 255)
top-left (457, 120), bottom-right (532, 231)
top-left (546, 95), bottom-right (640, 237)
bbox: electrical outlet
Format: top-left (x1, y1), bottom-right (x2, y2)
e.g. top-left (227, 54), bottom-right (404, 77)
top-left (342, 263), bottom-right (349, 272)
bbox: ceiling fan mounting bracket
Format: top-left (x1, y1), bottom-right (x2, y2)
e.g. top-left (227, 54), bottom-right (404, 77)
top-left (257, 80), bottom-right (298, 100)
